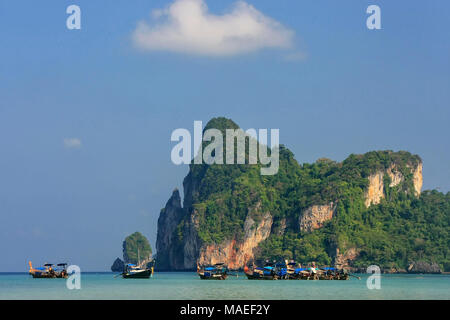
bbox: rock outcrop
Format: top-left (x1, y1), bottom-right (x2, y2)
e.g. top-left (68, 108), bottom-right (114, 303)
top-left (111, 232), bottom-right (153, 270)
top-left (181, 210), bottom-right (201, 270)
top-left (364, 162), bottom-right (423, 207)
top-left (155, 118), bottom-right (439, 272)
top-left (334, 247), bottom-right (359, 269)
top-left (299, 203), bottom-right (336, 233)
top-left (407, 261), bottom-right (442, 274)
top-left (156, 189), bottom-right (273, 270)
top-left (155, 189), bottom-right (186, 270)
top-left (411, 163), bottom-right (423, 196)
top-left (122, 232), bottom-right (153, 266)
top-left (110, 257), bottom-right (124, 272)
top-left (197, 211), bottom-right (273, 269)
top-left (365, 172), bottom-right (385, 207)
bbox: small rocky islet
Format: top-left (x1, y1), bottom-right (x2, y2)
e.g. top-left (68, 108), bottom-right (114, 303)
top-left (111, 232), bottom-right (153, 272)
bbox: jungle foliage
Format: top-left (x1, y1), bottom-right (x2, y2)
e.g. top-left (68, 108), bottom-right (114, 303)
top-left (177, 117), bottom-right (449, 271)
top-left (123, 232), bottom-right (152, 264)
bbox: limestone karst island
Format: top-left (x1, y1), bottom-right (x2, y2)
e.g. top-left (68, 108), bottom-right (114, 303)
top-left (3, 0), bottom-right (450, 306)
top-left (155, 117), bottom-right (449, 274)
top-left (111, 232), bottom-right (154, 278)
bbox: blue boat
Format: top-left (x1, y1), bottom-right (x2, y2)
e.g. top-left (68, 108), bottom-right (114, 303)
top-left (197, 263), bottom-right (228, 280)
top-left (244, 261), bottom-right (285, 280)
top-left (28, 261), bottom-right (68, 279)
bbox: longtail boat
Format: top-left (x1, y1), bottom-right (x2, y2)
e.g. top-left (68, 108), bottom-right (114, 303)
top-left (245, 260), bottom-right (351, 280)
top-left (197, 263), bottom-right (228, 280)
top-left (119, 247), bottom-right (155, 279)
top-left (28, 261), bottom-right (68, 279)
top-left (276, 262), bottom-right (288, 279)
top-left (288, 265), bottom-right (350, 280)
top-left (319, 267), bottom-right (349, 280)
top-left (285, 261), bottom-right (311, 280)
top-left (121, 261), bottom-right (154, 279)
top-left (55, 263), bottom-right (69, 278)
top-left (287, 267), bottom-right (314, 280)
top-left (244, 262), bottom-right (280, 280)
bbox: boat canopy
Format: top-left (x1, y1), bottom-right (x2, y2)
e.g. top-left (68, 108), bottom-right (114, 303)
top-left (127, 264), bottom-right (136, 267)
top-left (57, 263), bottom-right (67, 266)
top-left (44, 264), bottom-right (54, 266)
top-left (204, 267), bottom-right (215, 271)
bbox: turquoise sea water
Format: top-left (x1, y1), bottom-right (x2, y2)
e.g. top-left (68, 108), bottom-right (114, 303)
top-left (0, 272), bottom-right (449, 300)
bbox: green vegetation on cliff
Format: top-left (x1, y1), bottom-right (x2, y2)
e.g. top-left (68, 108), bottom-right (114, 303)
top-left (258, 190), bottom-right (450, 270)
top-left (174, 117), bottom-right (449, 271)
top-left (123, 232), bottom-right (152, 264)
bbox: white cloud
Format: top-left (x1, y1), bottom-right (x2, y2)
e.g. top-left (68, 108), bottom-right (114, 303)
top-left (132, 0), bottom-right (295, 56)
top-left (63, 138), bottom-right (82, 149)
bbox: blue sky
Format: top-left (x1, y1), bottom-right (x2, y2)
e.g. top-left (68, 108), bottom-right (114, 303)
top-left (0, 0), bottom-right (449, 271)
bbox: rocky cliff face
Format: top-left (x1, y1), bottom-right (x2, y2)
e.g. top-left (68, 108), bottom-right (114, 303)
top-left (299, 203), bottom-right (336, 233)
top-left (365, 171), bottom-right (385, 207)
top-left (181, 210), bottom-right (201, 269)
top-left (156, 186), bottom-right (273, 270)
top-left (155, 189), bottom-right (186, 269)
top-left (364, 162), bottom-right (423, 207)
top-left (334, 247), bottom-right (359, 269)
top-left (412, 163), bottom-right (423, 196)
top-left (197, 211), bottom-right (273, 269)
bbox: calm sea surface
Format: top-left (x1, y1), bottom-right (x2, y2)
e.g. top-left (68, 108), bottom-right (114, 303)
top-left (0, 272), bottom-right (449, 300)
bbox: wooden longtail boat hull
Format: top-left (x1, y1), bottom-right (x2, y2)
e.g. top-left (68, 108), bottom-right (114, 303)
top-left (30, 272), bottom-right (56, 279)
top-left (198, 273), bottom-right (228, 280)
top-left (30, 272), bottom-right (67, 279)
top-left (122, 269), bottom-right (153, 279)
top-left (56, 272), bottom-right (68, 279)
top-left (244, 272), bottom-right (277, 280)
